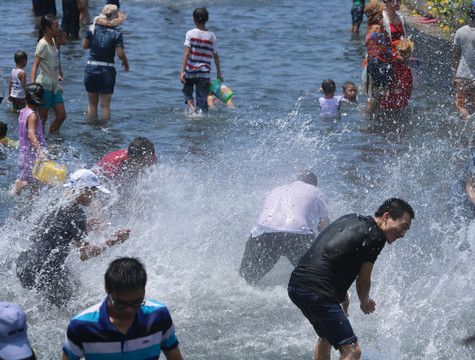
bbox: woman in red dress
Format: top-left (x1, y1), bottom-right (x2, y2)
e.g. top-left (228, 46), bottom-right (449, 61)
top-left (379, 0), bottom-right (413, 110)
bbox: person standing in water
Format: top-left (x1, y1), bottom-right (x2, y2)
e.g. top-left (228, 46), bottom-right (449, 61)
top-left (30, 14), bottom-right (67, 133)
top-left (288, 198), bottom-right (414, 360)
top-left (180, 7), bottom-right (223, 113)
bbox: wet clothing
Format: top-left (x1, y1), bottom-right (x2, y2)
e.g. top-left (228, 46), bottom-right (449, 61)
top-left (449, 151), bottom-right (475, 229)
top-left (240, 181), bottom-right (329, 284)
top-left (32, 0), bottom-right (57, 17)
top-left (63, 297), bottom-right (179, 360)
top-left (17, 108), bottom-right (47, 182)
top-left (34, 38), bottom-right (60, 95)
top-left (289, 213), bottom-right (386, 304)
top-left (96, 149), bottom-right (128, 181)
top-left (62, 0), bottom-right (80, 39)
top-left (288, 286), bottom-right (357, 349)
top-left (84, 25), bottom-right (124, 94)
top-left (351, 1), bottom-right (365, 25)
top-left (319, 96), bottom-right (342, 119)
top-left (454, 25), bottom-right (475, 80)
top-left (183, 28), bottom-right (218, 112)
top-left (10, 69), bottom-right (25, 99)
top-left (380, 14), bottom-right (413, 110)
top-left (16, 202), bottom-right (87, 304)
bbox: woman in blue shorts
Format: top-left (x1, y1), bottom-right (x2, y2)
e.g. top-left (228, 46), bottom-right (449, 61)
top-left (31, 14), bottom-right (66, 133)
top-left (83, 4), bottom-right (129, 120)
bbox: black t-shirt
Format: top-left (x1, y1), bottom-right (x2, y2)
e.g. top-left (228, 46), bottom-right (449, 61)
top-left (16, 203), bottom-right (87, 274)
top-left (288, 213), bottom-right (387, 303)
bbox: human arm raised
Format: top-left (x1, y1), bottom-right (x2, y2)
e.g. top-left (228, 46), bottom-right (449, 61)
top-left (356, 261), bottom-right (376, 314)
top-left (76, 229), bottom-right (130, 261)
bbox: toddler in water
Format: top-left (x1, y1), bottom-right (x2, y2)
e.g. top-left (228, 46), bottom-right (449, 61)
top-left (8, 51), bottom-right (28, 111)
top-left (11, 83), bottom-right (48, 195)
top-left (319, 79), bottom-right (343, 120)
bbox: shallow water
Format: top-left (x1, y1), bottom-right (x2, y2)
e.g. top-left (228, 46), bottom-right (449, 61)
top-left (0, 0), bottom-right (474, 359)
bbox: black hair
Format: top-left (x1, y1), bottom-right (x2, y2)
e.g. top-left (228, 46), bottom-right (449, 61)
top-left (193, 7), bottom-right (209, 24)
top-left (321, 79), bottom-right (336, 94)
top-left (0, 121), bottom-right (7, 138)
top-left (374, 198), bottom-right (415, 220)
top-left (296, 170), bottom-right (318, 187)
top-left (468, 3), bottom-right (475, 22)
top-left (105, 257), bottom-right (147, 293)
top-left (128, 137), bottom-right (155, 160)
top-left (24, 83), bottom-right (45, 107)
top-left (342, 81), bottom-right (356, 91)
top-left (14, 51), bottom-right (27, 65)
top-left (38, 14), bottom-right (57, 42)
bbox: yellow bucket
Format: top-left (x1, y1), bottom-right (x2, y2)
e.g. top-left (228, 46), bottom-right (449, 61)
top-left (32, 159), bottom-right (68, 185)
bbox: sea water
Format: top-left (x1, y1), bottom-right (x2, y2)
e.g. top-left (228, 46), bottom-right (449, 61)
top-left (0, 0), bottom-right (473, 359)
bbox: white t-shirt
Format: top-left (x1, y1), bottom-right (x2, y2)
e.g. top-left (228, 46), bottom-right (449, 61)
top-left (184, 28), bottom-right (218, 79)
top-left (454, 25), bottom-right (475, 80)
top-left (251, 181), bottom-right (329, 237)
top-left (319, 96), bottom-right (342, 118)
top-left (34, 39), bottom-right (60, 93)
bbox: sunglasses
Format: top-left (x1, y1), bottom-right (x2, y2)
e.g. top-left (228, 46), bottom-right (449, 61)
top-left (109, 295), bottom-right (145, 309)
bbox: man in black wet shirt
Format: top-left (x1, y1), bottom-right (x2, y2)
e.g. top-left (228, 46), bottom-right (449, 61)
top-left (288, 198), bottom-right (414, 360)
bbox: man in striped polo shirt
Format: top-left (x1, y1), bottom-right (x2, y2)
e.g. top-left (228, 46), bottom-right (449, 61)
top-left (180, 7), bottom-right (223, 113)
top-left (62, 257), bottom-right (184, 360)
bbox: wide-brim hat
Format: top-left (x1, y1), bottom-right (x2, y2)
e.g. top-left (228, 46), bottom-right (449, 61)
top-left (95, 4), bottom-right (127, 27)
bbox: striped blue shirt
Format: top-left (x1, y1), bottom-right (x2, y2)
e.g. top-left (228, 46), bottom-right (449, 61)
top-left (63, 297), bottom-right (179, 360)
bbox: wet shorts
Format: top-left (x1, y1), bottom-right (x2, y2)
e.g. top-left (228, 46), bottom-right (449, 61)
top-left (288, 286), bottom-right (357, 349)
top-left (351, 5), bottom-right (364, 25)
top-left (455, 78), bottom-right (475, 114)
top-left (367, 57), bottom-right (393, 88)
top-left (84, 65), bottom-right (117, 94)
top-left (39, 89), bottom-right (63, 109)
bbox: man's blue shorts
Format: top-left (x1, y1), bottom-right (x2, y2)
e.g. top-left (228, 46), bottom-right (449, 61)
top-left (288, 286), bottom-right (358, 349)
top-left (40, 89), bottom-right (64, 109)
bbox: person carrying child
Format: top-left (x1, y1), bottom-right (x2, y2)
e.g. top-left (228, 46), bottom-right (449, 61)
top-left (11, 83), bottom-right (48, 195)
top-left (362, 2), bottom-right (397, 113)
top-left (180, 7), bottom-right (223, 113)
top-left (8, 51), bottom-right (28, 112)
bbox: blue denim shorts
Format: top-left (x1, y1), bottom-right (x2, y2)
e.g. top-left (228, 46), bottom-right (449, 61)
top-left (288, 286), bottom-right (357, 349)
top-left (84, 65), bottom-right (116, 94)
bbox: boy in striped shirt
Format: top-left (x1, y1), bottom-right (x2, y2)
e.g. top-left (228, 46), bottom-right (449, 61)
top-left (180, 7), bottom-right (223, 113)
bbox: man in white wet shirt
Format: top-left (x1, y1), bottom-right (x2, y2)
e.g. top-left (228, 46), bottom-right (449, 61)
top-left (239, 171), bottom-right (330, 285)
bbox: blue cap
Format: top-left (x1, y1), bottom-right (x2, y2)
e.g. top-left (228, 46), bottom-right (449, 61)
top-left (0, 303), bottom-right (33, 359)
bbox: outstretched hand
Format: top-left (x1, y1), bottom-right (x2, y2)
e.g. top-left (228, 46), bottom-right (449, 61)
top-left (113, 228), bottom-right (130, 243)
top-left (360, 298), bottom-right (376, 314)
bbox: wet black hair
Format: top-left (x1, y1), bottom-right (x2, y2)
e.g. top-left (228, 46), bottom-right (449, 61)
top-left (24, 83), bottom-right (45, 107)
top-left (14, 51), bottom-right (27, 65)
top-left (128, 137), bottom-right (155, 160)
top-left (105, 257), bottom-right (147, 293)
top-left (0, 121), bottom-right (7, 138)
top-left (342, 81), bottom-right (356, 91)
top-left (296, 170), bottom-right (318, 187)
top-left (321, 79), bottom-right (336, 94)
top-left (38, 14), bottom-right (57, 42)
top-left (374, 198), bottom-right (415, 220)
top-left (193, 7), bottom-right (209, 24)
